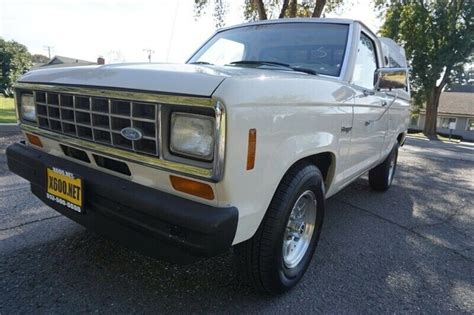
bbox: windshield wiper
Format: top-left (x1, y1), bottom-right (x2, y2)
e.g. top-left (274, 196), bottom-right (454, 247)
top-left (228, 60), bottom-right (318, 75)
top-left (189, 61), bottom-right (214, 65)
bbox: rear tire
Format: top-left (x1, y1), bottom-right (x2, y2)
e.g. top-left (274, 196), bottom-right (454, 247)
top-left (234, 162), bottom-right (325, 294)
top-left (369, 143), bottom-right (399, 191)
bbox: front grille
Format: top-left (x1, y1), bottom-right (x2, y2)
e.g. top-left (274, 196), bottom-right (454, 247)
top-left (34, 91), bottom-right (159, 156)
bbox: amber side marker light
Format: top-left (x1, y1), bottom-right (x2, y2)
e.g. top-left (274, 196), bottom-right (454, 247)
top-left (246, 129), bottom-right (257, 170)
top-left (170, 175), bottom-right (215, 200)
top-left (25, 133), bottom-right (43, 147)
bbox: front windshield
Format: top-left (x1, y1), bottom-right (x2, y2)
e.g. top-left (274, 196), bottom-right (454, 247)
top-left (188, 22), bottom-right (349, 77)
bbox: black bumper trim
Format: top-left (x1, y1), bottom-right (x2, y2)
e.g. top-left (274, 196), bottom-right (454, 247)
top-left (6, 143), bottom-right (238, 264)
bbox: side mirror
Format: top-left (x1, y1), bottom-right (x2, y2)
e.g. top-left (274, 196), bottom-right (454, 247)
top-left (374, 68), bottom-right (408, 90)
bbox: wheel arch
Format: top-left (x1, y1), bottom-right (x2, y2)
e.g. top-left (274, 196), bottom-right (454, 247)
top-left (283, 151), bottom-right (336, 194)
top-left (397, 132), bottom-right (407, 146)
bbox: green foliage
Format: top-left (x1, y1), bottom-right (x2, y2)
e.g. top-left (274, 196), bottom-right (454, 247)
top-left (377, 1), bottom-right (473, 108)
top-left (0, 38), bottom-right (32, 97)
top-left (194, 0), bottom-right (344, 27)
top-left (32, 54), bottom-right (50, 64)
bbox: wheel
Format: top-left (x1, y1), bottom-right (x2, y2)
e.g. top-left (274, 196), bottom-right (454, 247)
top-left (234, 162), bottom-right (325, 294)
top-left (369, 143), bottom-right (399, 191)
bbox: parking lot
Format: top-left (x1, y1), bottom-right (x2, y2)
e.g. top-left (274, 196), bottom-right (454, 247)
top-left (1, 131), bottom-right (473, 314)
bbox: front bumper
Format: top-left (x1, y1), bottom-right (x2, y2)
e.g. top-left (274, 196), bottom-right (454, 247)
top-left (6, 142), bottom-right (238, 264)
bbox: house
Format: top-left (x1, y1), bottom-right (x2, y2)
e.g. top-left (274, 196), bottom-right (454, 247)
top-left (409, 92), bottom-right (474, 141)
top-left (44, 55), bottom-right (96, 67)
top-left (29, 56), bottom-right (97, 71)
top-left (30, 56), bottom-right (106, 71)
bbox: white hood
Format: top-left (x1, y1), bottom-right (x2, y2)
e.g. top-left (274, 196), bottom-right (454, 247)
top-left (19, 63), bottom-right (231, 97)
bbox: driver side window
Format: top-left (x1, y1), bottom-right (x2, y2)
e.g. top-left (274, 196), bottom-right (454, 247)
top-left (352, 33), bottom-right (377, 90)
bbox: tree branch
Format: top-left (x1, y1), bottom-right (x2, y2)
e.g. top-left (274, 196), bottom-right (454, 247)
top-left (312, 0), bottom-right (326, 17)
top-left (253, 0), bottom-right (267, 20)
top-left (438, 65), bottom-right (452, 89)
top-left (279, 0), bottom-right (290, 18)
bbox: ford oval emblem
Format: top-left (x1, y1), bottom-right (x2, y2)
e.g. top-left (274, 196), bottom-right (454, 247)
top-left (120, 127), bottom-right (143, 141)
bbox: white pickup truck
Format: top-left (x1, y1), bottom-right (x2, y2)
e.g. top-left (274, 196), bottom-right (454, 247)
top-left (7, 18), bottom-right (410, 294)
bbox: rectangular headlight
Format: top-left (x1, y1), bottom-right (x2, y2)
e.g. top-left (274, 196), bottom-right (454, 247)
top-left (20, 93), bottom-right (36, 122)
top-left (170, 113), bottom-right (215, 161)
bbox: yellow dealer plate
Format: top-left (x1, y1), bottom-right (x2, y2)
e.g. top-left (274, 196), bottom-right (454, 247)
top-left (46, 167), bottom-right (83, 212)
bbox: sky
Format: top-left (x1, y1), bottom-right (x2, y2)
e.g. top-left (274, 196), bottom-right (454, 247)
top-left (0, 0), bottom-right (381, 64)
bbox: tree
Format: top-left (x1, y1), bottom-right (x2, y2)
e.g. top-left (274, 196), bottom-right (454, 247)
top-left (0, 38), bottom-right (32, 97)
top-left (32, 54), bottom-right (50, 64)
top-left (376, 0), bottom-right (473, 138)
top-left (194, 0), bottom-right (344, 28)
top-left (445, 66), bottom-right (474, 92)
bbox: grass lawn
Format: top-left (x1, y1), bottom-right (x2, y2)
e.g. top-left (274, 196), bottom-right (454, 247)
top-left (408, 132), bottom-right (461, 143)
top-left (0, 96), bottom-right (17, 123)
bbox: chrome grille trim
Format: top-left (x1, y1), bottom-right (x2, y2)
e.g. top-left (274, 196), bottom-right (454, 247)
top-left (33, 90), bottom-right (160, 156)
top-left (15, 83), bottom-right (225, 182)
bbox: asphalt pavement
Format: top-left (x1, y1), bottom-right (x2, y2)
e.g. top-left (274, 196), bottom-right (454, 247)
top-left (0, 132), bottom-right (473, 314)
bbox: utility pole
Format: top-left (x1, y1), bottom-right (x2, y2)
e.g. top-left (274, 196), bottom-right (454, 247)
top-left (143, 49), bottom-right (155, 63)
top-left (43, 45), bottom-right (54, 59)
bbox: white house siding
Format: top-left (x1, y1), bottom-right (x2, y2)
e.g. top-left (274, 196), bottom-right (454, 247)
top-left (409, 114), bottom-right (474, 141)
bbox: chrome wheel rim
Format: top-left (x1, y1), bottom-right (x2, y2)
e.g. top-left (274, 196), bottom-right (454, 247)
top-left (388, 154), bottom-right (396, 185)
top-left (282, 190), bottom-right (317, 269)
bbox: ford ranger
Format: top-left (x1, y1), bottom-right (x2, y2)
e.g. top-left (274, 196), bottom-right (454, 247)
top-left (6, 18), bottom-right (410, 294)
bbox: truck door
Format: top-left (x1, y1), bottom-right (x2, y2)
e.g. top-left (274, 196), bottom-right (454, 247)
top-left (344, 32), bottom-right (388, 182)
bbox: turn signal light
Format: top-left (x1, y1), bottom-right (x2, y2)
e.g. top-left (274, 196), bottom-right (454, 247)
top-left (246, 129), bottom-right (257, 170)
top-left (26, 133), bottom-right (43, 147)
top-left (170, 175), bottom-right (215, 200)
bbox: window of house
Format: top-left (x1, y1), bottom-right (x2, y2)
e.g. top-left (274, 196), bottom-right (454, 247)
top-left (352, 33), bottom-right (377, 90)
top-left (467, 119), bottom-right (474, 131)
top-left (437, 117), bottom-right (457, 129)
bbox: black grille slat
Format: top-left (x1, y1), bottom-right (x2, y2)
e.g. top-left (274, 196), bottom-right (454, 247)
top-left (32, 90), bottom-right (160, 157)
top-left (111, 100), bottom-right (131, 116)
top-left (76, 111), bottom-right (91, 125)
top-left (92, 98), bottom-right (109, 113)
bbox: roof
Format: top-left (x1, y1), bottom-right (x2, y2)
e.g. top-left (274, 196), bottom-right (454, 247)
top-left (45, 55), bottom-right (95, 67)
top-left (436, 92), bottom-right (474, 116)
top-left (217, 17), bottom-right (373, 33)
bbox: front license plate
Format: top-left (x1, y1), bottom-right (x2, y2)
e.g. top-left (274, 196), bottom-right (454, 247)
top-left (46, 167), bottom-right (83, 213)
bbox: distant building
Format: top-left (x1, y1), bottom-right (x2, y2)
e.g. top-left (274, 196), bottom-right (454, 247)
top-left (30, 55), bottom-right (96, 70)
top-left (409, 92), bottom-right (474, 141)
top-left (44, 55), bottom-right (96, 67)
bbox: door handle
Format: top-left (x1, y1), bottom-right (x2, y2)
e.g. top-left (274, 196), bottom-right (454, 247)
top-left (341, 126), bottom-right (352, 133)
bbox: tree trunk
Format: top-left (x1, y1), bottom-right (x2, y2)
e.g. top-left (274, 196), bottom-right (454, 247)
top-left (279, 0), bottom-right (290, 18)
top-left (312, 0), bottom-right (326, 17)
top-left (423, 86), bottom-right (443, 138)
top-left (253, 0), bottom-right (267, 20)
top-left (289, 0), bottom-right (297, 17)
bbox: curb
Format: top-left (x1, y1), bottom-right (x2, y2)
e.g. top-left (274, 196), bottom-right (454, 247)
top-left (0, 123), bottom-right (20, 133)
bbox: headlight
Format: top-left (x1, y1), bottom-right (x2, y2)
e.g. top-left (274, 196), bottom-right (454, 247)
top-left (20, 93), bottom-right (36, 122)
top-left (170, 113), bottom-right (215, 161)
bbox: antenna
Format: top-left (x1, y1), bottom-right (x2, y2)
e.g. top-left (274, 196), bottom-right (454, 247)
top-left (167, 0), bottom-right (180, 62)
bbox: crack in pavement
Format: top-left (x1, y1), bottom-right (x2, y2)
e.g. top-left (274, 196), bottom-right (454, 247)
top-left (0, 214), bottom-right (63, 232)
top-left (408, 203), bottom-right (468, 229)
top-left (335, 198), bottom-right (473, 263)
top-left (408, 203), bottom-right (471, 237)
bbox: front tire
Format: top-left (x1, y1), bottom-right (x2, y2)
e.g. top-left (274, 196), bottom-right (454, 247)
top-left (234, 162), bottom-right (325, 294)
top-left (369, 143), bottom-right (399, 191)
